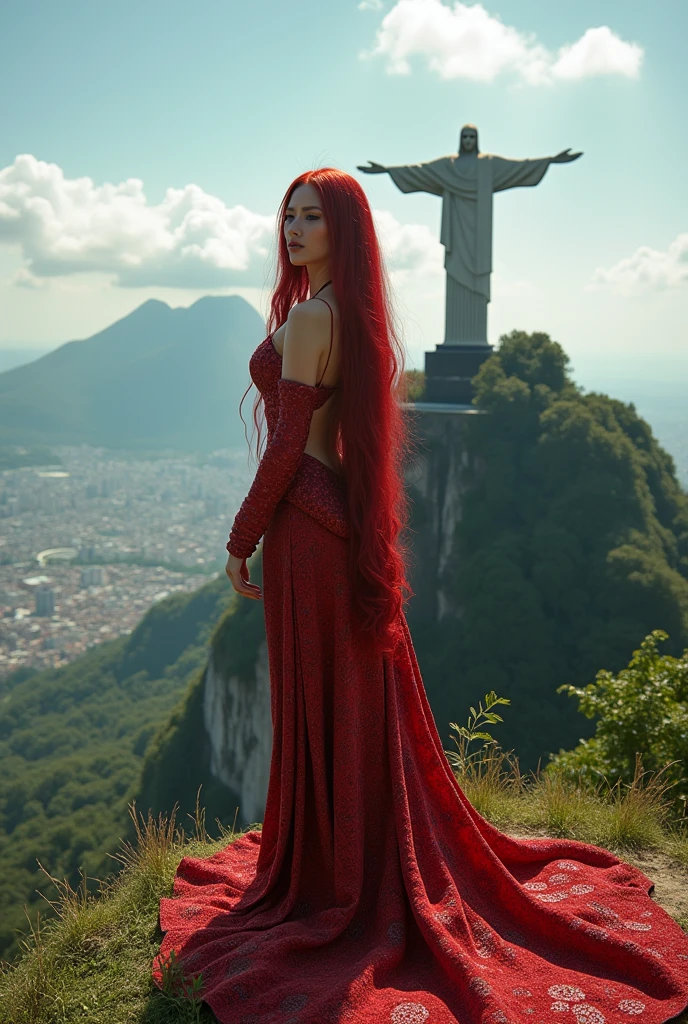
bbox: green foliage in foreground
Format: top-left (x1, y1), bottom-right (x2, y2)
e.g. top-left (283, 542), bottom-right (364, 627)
top-left (552, 629), bottom-right (688, 815)
top-left (443, 691), bottom-right (688, 878)
top-left (0, 575), bottom-right (236, 963)
top-left (429, 329), bottom-right (688, 767)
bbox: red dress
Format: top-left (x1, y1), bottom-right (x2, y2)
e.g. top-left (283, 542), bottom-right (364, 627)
top-left (152, 311), bottom-right (688, 1024)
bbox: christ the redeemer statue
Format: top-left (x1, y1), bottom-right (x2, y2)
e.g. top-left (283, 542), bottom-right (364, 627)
top-left (358, 124), bottom-right (582, 347)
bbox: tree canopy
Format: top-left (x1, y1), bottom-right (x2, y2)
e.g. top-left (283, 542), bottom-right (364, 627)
top-left (425, 330), bottom-right (688, 765)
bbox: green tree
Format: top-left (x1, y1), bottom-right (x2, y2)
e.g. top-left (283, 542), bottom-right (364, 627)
top-left (551, 629), bottom-right (688, 814)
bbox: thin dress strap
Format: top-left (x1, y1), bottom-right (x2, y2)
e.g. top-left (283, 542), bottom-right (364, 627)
top-left (312, 296), bottom-right (334, 387)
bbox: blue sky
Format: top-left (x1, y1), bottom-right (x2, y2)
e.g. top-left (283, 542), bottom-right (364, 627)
top-left (1, 0), bottom-right (686, 390)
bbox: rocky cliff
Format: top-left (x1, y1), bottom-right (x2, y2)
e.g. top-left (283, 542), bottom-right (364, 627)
top-left (403, 404), bottom-right (485, 623)
top-left (202, 640), bottom-right (272, 825)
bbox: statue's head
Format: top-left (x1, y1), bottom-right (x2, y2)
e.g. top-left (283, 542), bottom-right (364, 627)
top-left (459, 124), bottom-right (479, 155)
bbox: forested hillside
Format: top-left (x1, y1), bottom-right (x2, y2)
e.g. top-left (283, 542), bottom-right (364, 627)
top-left (0, 575), bottom-right (235, 962)
top-left (422, 330), bottom-right (688, 763)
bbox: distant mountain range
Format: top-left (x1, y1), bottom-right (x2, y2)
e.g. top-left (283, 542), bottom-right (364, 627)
top-left (0, 297), bottom-right (266, 451)
top-left (0, 348), bottom-right (54, 374)
top-left (1, 308), bottom-right (686, 484)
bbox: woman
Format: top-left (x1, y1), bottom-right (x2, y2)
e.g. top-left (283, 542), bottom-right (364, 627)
top-left (153, 169), bottom-right (688, 1023)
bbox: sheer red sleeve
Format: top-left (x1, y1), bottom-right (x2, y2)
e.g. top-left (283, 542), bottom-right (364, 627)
top-left (226, 378), bottom-right (325, 560)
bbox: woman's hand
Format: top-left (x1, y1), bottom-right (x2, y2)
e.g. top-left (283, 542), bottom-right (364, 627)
top-left (225, 553), bottom-right (262, 600)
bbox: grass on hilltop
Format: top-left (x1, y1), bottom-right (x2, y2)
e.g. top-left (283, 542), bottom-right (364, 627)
top-left (0, 796), bottom-right (241, 1024)
top-left (1, 714), bottom-right (687, 1024)
top-left (445, 691), bottom-right (688, 883)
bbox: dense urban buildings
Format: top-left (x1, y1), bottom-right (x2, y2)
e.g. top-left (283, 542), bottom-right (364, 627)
top-left (0, 445), bottom-right (254, 679)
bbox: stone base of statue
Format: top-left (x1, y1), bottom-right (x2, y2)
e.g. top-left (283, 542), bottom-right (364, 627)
top-left (423, 343), bottom-right (494, 404)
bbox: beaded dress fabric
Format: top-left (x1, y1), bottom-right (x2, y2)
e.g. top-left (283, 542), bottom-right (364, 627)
top-left (152, 306), bottom-right (688, 1024)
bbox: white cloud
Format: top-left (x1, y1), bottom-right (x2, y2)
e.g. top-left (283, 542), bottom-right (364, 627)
top-left (358, 0), bottom-right (383, 8)
top-left (0, 155), bottom-right (446, 292)
top-left (590, 233), bottom-right (688, 296)
top-left (361, 0), bottom-right (643, 85)
top-left (552, 26), bottom-right (643, 81)
top-left (0, 155), bottom-right (277, 289)
top-left (12, 267), bottom-right (49, 290)
top-left (373, 208), bottom-right (442, 276)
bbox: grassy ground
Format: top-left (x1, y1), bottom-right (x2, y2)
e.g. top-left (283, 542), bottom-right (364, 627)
top-left (1, 762), bottom-right (687, 1024)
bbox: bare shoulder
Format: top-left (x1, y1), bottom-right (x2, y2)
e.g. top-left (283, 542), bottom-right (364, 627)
top-left (281, 297), bottom-right (339, 385)
top-left (287, 297), bottom-right (334, 334)
top-left (285, 298), bottom-right (335, 353)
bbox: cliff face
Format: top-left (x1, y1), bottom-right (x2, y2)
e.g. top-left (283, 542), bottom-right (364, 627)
top-left (202, 641), bottom-right (272, 825)
top-left (136, 567), bottom-right (270, 832)
top-left (404, 407), bottom-right (484, 624)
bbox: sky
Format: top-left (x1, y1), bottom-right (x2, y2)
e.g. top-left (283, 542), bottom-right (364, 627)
top-left (0, 0), bottom-right (686, 392)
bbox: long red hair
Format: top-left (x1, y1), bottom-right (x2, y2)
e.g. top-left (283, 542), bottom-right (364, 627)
top-left (239, 167), bottom-right (416, 654)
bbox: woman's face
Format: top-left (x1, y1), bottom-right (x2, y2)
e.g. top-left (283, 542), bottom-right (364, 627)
top-left (284, 183), bottom-right (329, 267)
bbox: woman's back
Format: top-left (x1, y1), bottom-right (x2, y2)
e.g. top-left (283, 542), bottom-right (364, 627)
top-left (271, 291), bottom-right (343, 476)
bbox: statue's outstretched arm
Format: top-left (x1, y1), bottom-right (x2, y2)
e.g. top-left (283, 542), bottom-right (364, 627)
top-left (357, 159), bottom-right (444, 197)
top-left (357, 161), bottom-right (387, 174)
top-left (492, 149), bottom-right (582, 193)
top-left (550, 148), bottom-right (583, 164)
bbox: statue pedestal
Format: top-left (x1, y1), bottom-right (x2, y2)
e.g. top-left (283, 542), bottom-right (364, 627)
top-left (423, 343), bottom-right (494, 404)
